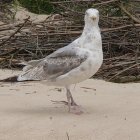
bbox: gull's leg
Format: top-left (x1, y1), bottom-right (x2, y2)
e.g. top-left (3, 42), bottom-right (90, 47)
top-left (66, 87), bottom-right (71, 112)
top-left (51, 87), bottom-right (77, 107)
top-left (66, 86), bottom-right (83, 115)
top-left (66, 87), bottom-right (77, 106)
top-left (70, 93), bottom-right (78, 106)
top-left (51, 86), bottom-right (83, 114)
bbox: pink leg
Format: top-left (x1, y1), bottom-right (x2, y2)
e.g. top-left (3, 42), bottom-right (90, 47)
top-left (51, 87), bottom-right (84, 115)
top-left (66, 87), bottom-right (83, 115)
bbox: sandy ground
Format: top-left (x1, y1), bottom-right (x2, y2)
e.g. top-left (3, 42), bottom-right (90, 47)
top-left (15, 7), bottom-right (49, 23)
top-left (0, 69), bottom-right (140, 140)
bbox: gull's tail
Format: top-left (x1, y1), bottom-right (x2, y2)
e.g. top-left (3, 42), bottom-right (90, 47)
top-left (0, 76), bottom-right (18, 82)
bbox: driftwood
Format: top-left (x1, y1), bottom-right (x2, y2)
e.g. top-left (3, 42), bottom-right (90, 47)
top-left (0, 0), bottom-right (140, 82)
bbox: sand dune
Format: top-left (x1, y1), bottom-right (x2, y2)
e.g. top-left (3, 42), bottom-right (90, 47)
top-left (0, 69), bottom-right (140, 140)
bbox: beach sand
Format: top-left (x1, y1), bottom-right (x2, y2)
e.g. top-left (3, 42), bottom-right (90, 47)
top-left (0, 69), bottom-right (140, 140)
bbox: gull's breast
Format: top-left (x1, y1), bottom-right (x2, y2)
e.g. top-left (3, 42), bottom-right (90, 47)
top-left (52, 51), bottom-right (103, 86)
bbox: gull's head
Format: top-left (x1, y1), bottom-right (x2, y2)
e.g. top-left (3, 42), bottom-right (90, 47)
top-left (84, 8), bottom-right (99, 24)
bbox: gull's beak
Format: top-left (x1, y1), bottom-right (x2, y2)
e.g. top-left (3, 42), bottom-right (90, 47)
top-left (92, 16), bottom-right (96, 20)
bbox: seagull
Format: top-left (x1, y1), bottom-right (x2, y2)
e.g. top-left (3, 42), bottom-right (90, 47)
top-left (0, 8), bottom-right (103, 114)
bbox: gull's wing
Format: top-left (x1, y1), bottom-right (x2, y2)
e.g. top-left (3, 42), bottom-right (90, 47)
top-left (19, 59), bottom-right (44, 72)
top-left (20, 38), bottom-right (81, 72)
top-left (18, 46), bottom-right (88, 81)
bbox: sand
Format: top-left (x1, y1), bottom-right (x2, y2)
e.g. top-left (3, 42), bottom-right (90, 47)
top-left (15, 7), bottom-right (49, 23)
top-left (0, 69), bottom-right (140, 140)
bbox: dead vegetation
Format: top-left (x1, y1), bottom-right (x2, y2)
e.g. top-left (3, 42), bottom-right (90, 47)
top-left (0, 0), bottom-right (140, 82)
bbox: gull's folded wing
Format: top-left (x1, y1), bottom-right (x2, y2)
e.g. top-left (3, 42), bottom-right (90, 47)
top-left (18, 46), bottom-right (88, 81)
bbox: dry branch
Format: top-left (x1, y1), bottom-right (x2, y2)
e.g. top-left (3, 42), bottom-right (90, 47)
top-left (0, 16), bottom-right (30, 47)
top-left (119, 3), bottom-right (140, 24)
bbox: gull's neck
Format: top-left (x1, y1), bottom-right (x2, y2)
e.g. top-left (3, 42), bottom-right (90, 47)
top-left (80, 19), bottom-right (102, 52)
top-left (82, 20), bottom-right (100, 36)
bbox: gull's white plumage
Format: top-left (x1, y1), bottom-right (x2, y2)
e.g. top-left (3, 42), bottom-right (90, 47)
top-left (4, 8), bottom-right (103, 113)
